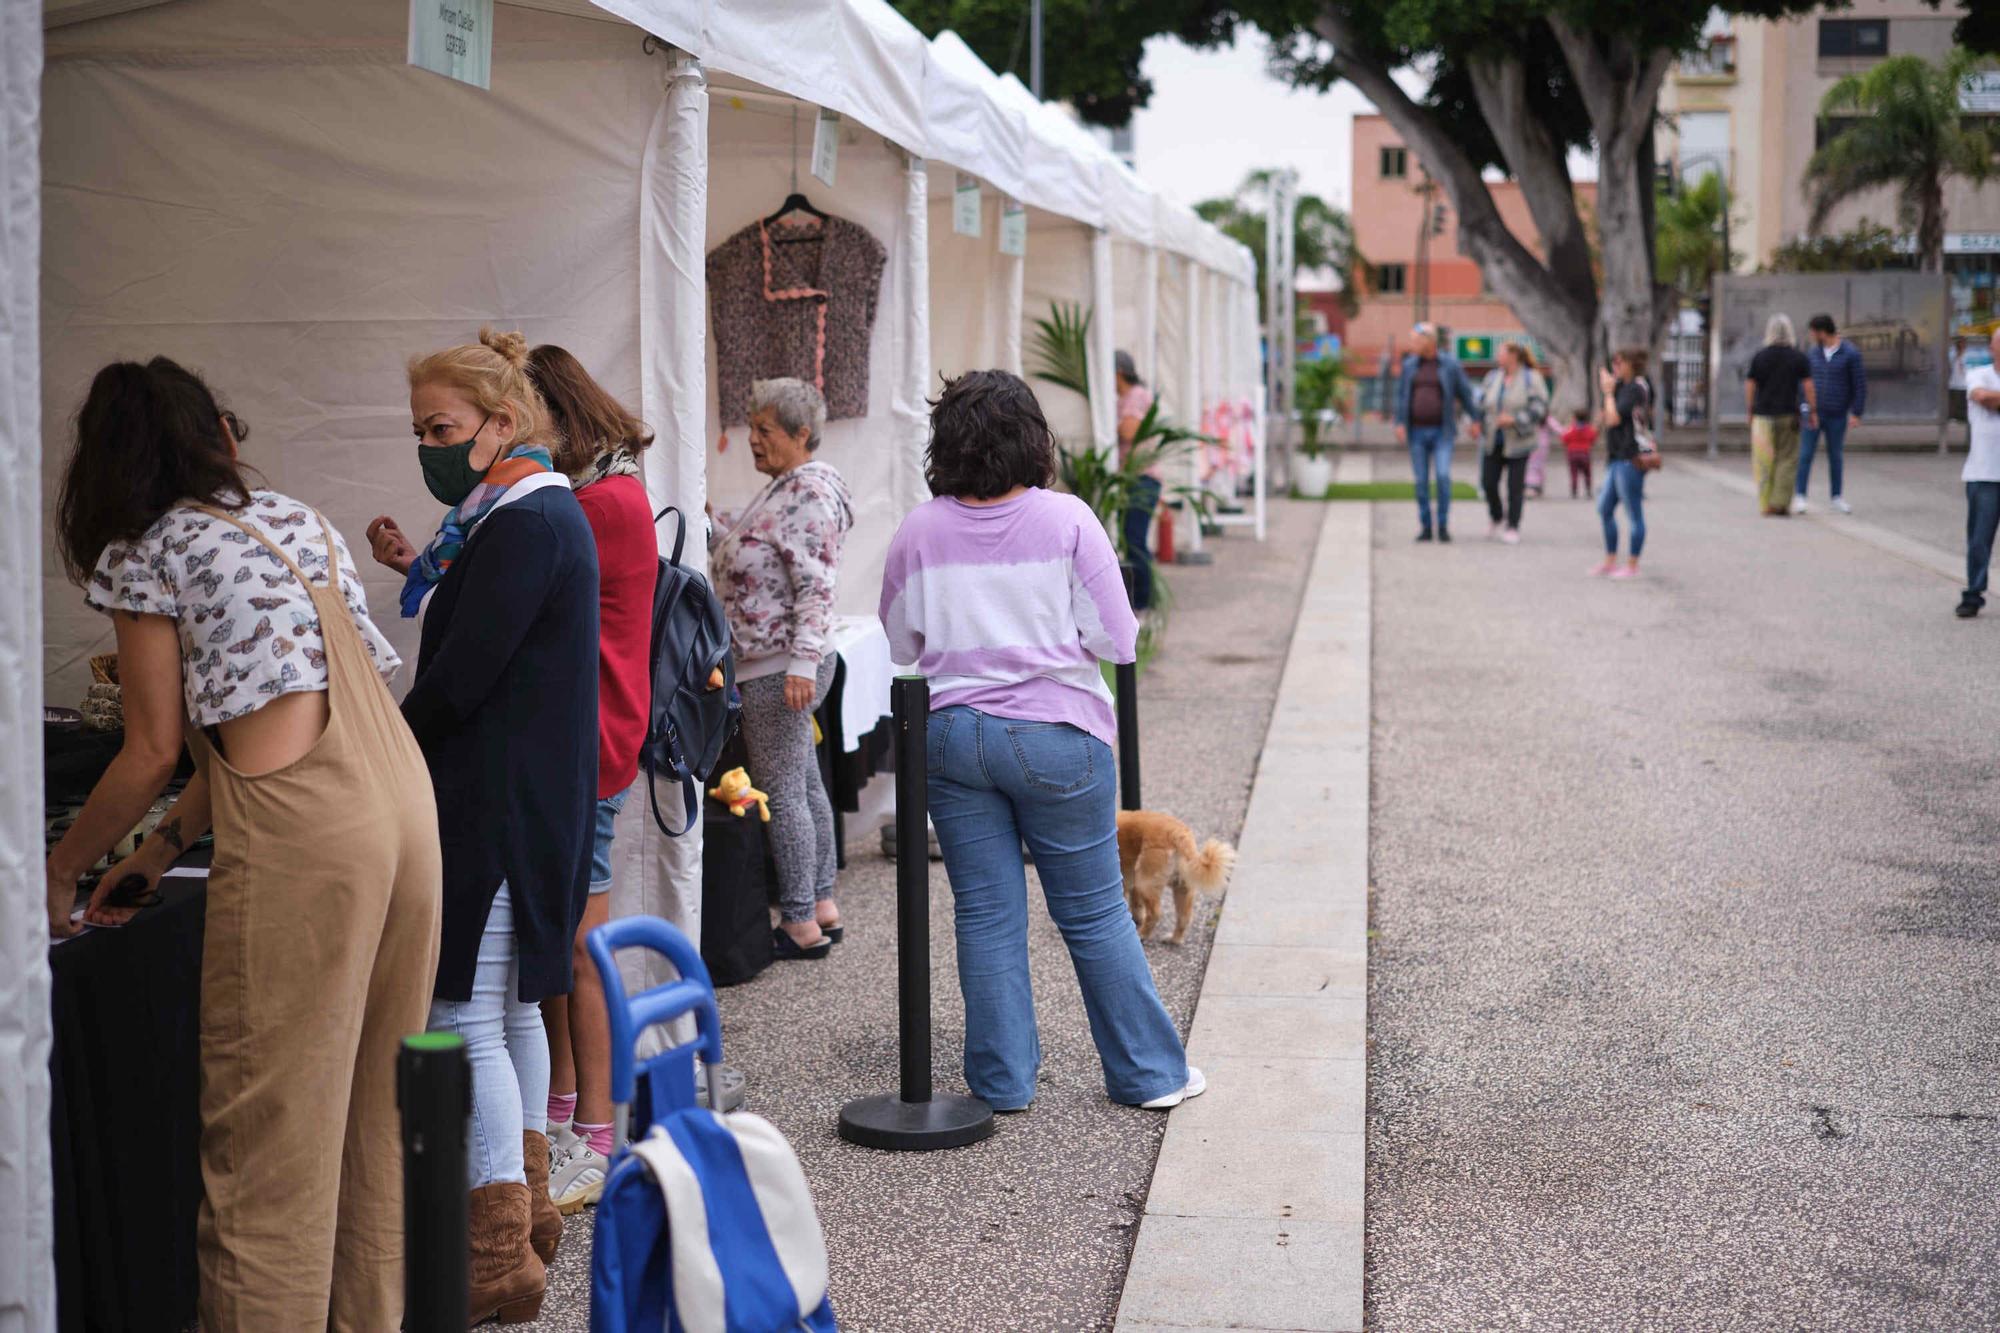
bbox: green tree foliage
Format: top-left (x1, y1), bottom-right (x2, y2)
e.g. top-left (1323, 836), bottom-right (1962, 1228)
top-left (1653, 172), bottom-right (1737, 301)
top-left (1765, 221), bottom-right (1911, 274)
top-left (1292, 354), bottom-right (1349, 458)
top-left (1804, 51), bottom-right (2000, 273)
top-left (1193, 170), bottom-right (1366, 317)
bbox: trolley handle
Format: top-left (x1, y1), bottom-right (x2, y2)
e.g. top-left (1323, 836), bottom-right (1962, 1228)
top-left (585, 917), bottom-right (725, 1135)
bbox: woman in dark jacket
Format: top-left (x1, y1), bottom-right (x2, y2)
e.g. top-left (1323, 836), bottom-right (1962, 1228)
top-left (368, 328), bottom-right (598, 1324)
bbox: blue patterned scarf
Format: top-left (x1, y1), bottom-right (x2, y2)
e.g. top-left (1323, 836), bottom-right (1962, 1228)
top-left (399, 444), bottom-right (554, 617)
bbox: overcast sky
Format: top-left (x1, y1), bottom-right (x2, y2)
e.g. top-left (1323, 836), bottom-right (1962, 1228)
top-left (1128, 28), bottom-right (1378, 212)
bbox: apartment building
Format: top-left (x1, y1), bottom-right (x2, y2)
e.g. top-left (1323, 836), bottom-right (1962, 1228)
top-left (1344, 113), bottom-right (1597, 403)
top-left (1659, 1), bottom-right (1997, 338)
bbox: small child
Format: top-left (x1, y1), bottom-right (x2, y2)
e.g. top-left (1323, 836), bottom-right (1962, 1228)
top-left (1560, 408), bottom-right (1598, 498)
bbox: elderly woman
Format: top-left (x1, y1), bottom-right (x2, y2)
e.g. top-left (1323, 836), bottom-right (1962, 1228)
top-left (1745, 313), bottom-right (1818, 516)
top-left (1478, 341), bottom-right (1550, 544)
top-left (710, 377), bottom-right (854, 960)
top-left (881, 369), bottom-right (1201, 1113)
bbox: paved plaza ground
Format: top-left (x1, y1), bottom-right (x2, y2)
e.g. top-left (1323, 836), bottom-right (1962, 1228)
top-left (1367, 449), bottom-right (1999, 1326)
top-left (528, 449), bottom-right (1996, 1330)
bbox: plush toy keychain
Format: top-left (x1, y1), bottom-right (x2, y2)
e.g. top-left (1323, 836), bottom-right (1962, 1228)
top-left (708, 767), bottom-right (770, 822)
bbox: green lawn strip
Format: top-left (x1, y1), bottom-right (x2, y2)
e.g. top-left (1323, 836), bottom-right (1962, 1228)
top-left (1294, 481), bottom-right (1481, 501)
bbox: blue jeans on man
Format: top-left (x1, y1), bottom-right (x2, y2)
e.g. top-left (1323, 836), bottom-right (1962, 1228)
top-left (926, 705), bottom-right (1189, 1109)
top-left (1122, 476), bottom-right (1163, 610)
top-left (1796, 414), bottom-right (1848, 500)
top-left (1967, 481), bottom-right (2000, 611)
top-left (1408, 425), bottom-right (1452, 534)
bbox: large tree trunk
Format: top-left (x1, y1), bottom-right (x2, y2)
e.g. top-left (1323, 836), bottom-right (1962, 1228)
top-left (1919, 174), bottom-right (1945, 272)
top-left (1313, 12), bottom-right (1596, 412)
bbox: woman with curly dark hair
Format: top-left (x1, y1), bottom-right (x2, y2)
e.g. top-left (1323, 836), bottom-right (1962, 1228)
top-left (879, 370), bottom-right (1201, 1113)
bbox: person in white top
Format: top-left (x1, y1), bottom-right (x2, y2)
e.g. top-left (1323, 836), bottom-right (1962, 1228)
top-left (1960, 329), bottom-right (2000, 619)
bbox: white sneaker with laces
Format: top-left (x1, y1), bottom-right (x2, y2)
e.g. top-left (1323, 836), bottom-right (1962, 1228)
top-left (1789, 494), bottom-right (1809, 516)
top-left (548, 1118), bottom-right (581, 1156)
top-left (549, 1136), bottom-right (610, 1214)
top-left (1140, 1066), bottom-right (1208, 1110)
top-left (1832, 496), bottom-right (1852, 514)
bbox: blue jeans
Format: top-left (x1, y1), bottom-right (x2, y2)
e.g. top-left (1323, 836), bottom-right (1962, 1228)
top-left (426, 883), bottom-right (550, 1187)
top-left (1598, 460), bottom-right (1647, 557)
top-left (1122, 476), bottom-right (1163, 611)
top-left (927, 706), bottom-right (1188, 1108)
top-left (1968, 481), bottom-right (2000, 605)
top-left (588, 785), bottom-right (632, 894)
top-left (1408, 425), bottom-right (1452, 530)
top-left (1796, 415), bottom-right (1848, 499)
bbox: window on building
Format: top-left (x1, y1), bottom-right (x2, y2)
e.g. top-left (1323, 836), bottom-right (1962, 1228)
top-left (1380, 146), bottom-right (1407, 179)
top-left (1373, 263), bottom-right (1408, 295)
top-left (1818, 19), bottom-right (1888, 59)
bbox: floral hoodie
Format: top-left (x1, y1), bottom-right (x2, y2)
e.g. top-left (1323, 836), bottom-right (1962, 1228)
top-left (709, 460), bottom-right (855, 681)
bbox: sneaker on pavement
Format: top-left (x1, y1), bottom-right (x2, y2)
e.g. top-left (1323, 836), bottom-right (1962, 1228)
top-left (1832, 496), bottom-right (1853, 514)
top-left (1488, 520), bottom-right (1502, 540)
top-left (1957, 596), bottom-right (1982, 619)
top-left (1609, 564), bottom-right (1640, 580)
top-left (1501, 528), bottom-right (1521, 545)
top-left (549, 1138), bottom-right (610, 1215)
top-left (1415, 526), bottom-right (1434, 543)
top-left (1788, 494), bottom-right (1809, 515)
top-left (1140, 1066), bottom-right (1207, 1110)
top-left (548, 1118), bottom-right (581, 1156)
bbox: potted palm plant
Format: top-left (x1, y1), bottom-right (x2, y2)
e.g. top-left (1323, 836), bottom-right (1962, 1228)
top-left (1291, 354), bottom-right (1346, 499)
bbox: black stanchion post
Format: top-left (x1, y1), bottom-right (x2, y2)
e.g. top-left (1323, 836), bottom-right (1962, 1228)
top-left (1117, 563), bottom-right (1142, 812)
top-left (838, 675), bottom-right (995, 1151)
top-left (399, 1033), bottom-right (468, 1332)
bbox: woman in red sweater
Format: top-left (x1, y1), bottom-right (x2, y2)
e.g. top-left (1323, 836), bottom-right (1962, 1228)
top-left (526, 346), bottom-right (659, 1215)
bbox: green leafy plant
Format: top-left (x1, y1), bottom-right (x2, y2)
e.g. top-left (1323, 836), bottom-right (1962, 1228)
top-left (1765, 220), bottom-right (1910, 274)
top-left (1029, 301), bottom-right (1093, 401)
top-left (1292, 356), bottom-right (1349, 461)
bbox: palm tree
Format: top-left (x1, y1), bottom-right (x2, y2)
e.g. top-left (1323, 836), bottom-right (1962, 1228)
top-left (1194, 170), bottom-right (1367, 318)
top-left (1804, 51), bottom-right (2000, 272)
top-left (1654, 172), bottom-right (1737, 300)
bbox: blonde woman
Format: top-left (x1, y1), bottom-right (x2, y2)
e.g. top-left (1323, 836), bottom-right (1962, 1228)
top-left (367, 328), bottom-right (600, 1323)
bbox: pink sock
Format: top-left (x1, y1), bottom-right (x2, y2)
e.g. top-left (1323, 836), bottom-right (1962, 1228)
top-left (547, 1092), bottom-right (577, 1128)
top-left (576, 1121), bottom-right (617, 1156)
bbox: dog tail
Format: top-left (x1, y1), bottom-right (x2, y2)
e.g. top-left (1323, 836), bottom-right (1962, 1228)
top-left (1181, 836), bottom-right (1237, 897)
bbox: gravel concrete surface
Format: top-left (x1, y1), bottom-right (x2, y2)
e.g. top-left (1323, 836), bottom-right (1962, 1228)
top-left (522, 499), bottom-right (1322, 1332)
top-left (1782, 451), bottom-right (1969, 563)
top-left (1365, 451), bottom-right (2000, 1328)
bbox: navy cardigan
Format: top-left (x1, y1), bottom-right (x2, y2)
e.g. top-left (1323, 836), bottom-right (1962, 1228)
top-left (403, 484), bottom-right (601, 1004)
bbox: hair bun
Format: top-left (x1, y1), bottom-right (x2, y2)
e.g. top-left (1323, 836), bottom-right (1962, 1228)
top-left (479, 327), bottom-right (530, 368)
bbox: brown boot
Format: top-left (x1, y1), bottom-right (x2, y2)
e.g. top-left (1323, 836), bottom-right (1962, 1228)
top-left (467, 1181), bottom-right (545, 1326)
top-left (522, 1130), bottom-right (564, 1263)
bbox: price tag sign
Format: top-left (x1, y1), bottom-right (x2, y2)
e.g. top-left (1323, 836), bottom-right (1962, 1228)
top-left (954, 172), bottom-right (983, 238)
top-left (811, 108), bottom-right (841, 188)
top-left (408, 0), bottom-right (492, 90)
top-left (999, 198), bottom-right (1027, 257)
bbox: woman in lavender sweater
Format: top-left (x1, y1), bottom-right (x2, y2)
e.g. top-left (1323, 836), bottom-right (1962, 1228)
top-left (880, 370), bottom-right (1202, 1112)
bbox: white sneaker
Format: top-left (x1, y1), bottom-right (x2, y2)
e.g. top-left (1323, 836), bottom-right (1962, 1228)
top-left (1832, 497), bottom-right (1853, 514)
top-left (548, 1118), bottom-right (581, 1154)
top-left (549, 1136), bottom-right (610, 1214)
top-left (1140, 1066), bottom-right (1207, 1110)
top-left (1788, 494), bottom-right (1809, 515)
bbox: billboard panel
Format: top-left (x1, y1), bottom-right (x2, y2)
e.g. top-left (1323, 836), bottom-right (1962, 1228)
top-left (1714, 272), bottom-right (1947, 423)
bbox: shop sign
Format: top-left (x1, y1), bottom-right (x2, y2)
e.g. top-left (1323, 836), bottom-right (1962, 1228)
top-left (408, 0), bottom-right (491, 89)
top-left (1961, 72), bottom-right (2000, 113)
top-left (1945, 233), bottom-right (2000, 255)
top-left (954, 172), bottom-right (983, 238)
top-left (1455, 334), bottom-right (1494, 362)
top-left (811, 108), bottom-right (841, 188)
top-left (999, 198), bottom-right (1027, 257)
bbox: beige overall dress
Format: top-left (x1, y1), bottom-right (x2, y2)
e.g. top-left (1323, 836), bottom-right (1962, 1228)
top-left (187, 508), bottom-right (442, 1331)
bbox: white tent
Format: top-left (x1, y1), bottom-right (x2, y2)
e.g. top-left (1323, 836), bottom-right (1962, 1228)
top-left (11, 1), bottom-right (1261, 1321)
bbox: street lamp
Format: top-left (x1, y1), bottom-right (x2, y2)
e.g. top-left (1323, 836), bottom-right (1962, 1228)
top-left (1677, 151), bottom-right (1732, 459)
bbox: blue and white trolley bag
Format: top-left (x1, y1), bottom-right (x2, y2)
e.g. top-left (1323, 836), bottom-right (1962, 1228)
top-left (586, 917), bottom-right (837, 1333)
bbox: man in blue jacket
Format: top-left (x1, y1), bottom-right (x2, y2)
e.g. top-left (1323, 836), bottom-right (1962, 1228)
top-left (1792, 313), bottom-right (1867, 514)
top-left (1394, 322), bottom-right (1483, 542)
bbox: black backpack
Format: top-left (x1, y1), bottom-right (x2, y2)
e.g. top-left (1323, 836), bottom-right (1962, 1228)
top-left (642, 507), bottom-right (738, 836)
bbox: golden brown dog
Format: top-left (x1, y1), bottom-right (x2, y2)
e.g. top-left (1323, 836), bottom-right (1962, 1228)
top-left (1116, 810), bottom-right (1236, 945)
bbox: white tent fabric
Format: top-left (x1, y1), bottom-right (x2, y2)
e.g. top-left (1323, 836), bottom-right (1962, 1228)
top-left (2, 0), bottom-right (53, 1325)
top-left (928, 186), bottom-right (1022, 383)
top-left (1088, 228), bottom-right (1117, 452)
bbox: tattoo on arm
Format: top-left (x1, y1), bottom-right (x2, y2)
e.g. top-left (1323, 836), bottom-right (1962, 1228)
top-left (155, 817), bottom-right (186, 854)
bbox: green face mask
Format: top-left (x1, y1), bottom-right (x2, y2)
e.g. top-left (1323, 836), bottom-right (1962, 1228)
top-left (418, 413), bottom-right (493, 506)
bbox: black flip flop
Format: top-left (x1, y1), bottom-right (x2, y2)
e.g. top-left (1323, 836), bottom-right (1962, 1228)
top-left (771, 926), bottom-right (832, 961)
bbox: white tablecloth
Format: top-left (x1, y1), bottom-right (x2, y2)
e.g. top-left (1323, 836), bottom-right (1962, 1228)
top-left (830, 615), bottom-right (900, 753)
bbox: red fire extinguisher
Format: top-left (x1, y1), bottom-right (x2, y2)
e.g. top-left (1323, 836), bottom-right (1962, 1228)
top-left (1155, 497), bottom-right (1176, 565)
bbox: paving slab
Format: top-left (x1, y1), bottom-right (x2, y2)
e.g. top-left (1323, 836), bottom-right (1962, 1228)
top-left (1117, 501), bottom-right (1370, 1333)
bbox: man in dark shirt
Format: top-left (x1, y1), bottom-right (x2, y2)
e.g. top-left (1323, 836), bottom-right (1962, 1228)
top-left (1393, 322), bottom-right (1482, 542)
top-left (1745, 314), bottom-right (1817, 516)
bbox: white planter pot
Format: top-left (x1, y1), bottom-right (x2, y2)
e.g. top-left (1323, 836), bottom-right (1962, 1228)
top-left (1293, 454), bottom-right (1335, 499)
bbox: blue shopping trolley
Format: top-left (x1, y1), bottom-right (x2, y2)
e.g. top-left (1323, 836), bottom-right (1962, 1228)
top-left (586, 917), bottom-right (837, 1333)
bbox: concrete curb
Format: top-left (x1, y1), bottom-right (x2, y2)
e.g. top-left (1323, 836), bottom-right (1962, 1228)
top-left (1114, 496), bottom-right (1371, 1333)
top-left (1676, 457), bottom-right (1961, 585)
